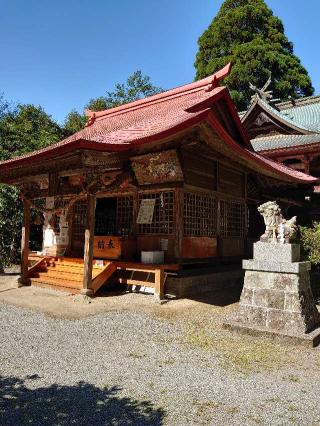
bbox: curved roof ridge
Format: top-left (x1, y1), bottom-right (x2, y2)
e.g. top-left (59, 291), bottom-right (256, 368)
top-left (277, 95), bottom-right (320, 110)
top-left (86, 63), bottom-right (232, 122)
top-left (242, 96), bottom-right (315, 134)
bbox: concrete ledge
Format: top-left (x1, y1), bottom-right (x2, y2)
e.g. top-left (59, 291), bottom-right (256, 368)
top-left (223, 320), bottom-right (320, 348)
top-left (243, 259), bottom-right (311, 274)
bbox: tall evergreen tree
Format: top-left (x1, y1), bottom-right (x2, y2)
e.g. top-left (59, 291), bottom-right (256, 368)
top-left (195, 0), bottom-right (314, 110)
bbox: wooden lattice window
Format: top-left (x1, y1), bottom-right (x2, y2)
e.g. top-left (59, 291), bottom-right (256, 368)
top-left (220, 200), bottom-right (246, 237)
top-left (95, 196), bottom-right (134, 236)
top-left (72, 199), bottom-right (87, 242)
top-left (138, 192), bottom-right (174, 235)
top-left (116, 196), bottom-right (134, 235)
top-left (184, 192), bottom-right (217, 237)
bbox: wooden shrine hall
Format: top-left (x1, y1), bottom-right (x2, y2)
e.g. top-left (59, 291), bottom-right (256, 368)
top-left (0, 64), bottom-right (317, 300)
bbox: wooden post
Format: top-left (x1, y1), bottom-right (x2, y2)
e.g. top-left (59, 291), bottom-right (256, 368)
top-left (154, 268), bottom-right (165, 302)
top-left (174, 188), bottom-right (183, 262)
top-left (19, 198), bottom-right (31, 286)
top-left (81, 194), bottom-right (96, 296)
top-left (303, 156), bottom-right (310, 175)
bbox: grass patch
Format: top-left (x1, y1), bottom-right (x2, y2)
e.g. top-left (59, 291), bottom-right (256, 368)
top-left (193, 400), bottom-right (241, 422)
top-left (287, 375), bottom-right (300, 383)
top-left (185, 330), bottom-right (292, 372)
top-left (194, 400), bottom-right (221, 411)
top-left (246, 414), bottom-right (263, 424)
top-left (157, 358), bottom-right (175, 368)
top-left (127, 351), bottom-right (145, 359)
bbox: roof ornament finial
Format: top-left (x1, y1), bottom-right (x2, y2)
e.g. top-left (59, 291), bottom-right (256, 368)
top-left (249, 76), bottom-right (273, 102)
top-left (85, 112), bottom-right (96, 127)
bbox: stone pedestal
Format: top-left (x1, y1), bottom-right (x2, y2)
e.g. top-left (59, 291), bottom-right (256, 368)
top-left (225, 242), bottom-right (320, 347)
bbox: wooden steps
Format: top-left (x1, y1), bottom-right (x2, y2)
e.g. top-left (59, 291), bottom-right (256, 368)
top-left (27, 256), bottom-right (179, 299)
top-left (28, 256), bottom-right (116, 294)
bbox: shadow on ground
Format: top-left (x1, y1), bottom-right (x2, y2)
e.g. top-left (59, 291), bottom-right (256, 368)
top-left (0, 375), bottom-right (165, 426)
top-left (0, 273), bottom-right (19, 277)
top-left (95, 283), bottom-right (242, 307)
top-left (187, 285), bottom-right (242, 307)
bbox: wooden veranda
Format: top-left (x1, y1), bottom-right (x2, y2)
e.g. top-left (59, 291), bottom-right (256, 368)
top-left (27, 254), bottom-right (180, 299)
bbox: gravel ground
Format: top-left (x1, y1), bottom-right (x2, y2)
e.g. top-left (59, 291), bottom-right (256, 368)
top-left (1, 278), bottom-right (320, 425)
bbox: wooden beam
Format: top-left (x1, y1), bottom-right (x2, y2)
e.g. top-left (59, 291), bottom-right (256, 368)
top-left (81, 194), bottom-right (96, 296)
top-left (19, 198), bottom-right (31, 286)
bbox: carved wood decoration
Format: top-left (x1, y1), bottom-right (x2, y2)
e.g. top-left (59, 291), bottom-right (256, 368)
top-left (81, 151), bottom-right (125, 168)
top-left (83, 170), bottom-right (136, 194)
top-left (253, 112), bottom-right (271, 127)
top-left (131, 150), bottom-right (184, 185)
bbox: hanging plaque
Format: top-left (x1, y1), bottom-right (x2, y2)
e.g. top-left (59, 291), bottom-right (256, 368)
top-left (137, 199), bottom-right (156, 224)
top-left (46, 197), bottom-right (54, 209)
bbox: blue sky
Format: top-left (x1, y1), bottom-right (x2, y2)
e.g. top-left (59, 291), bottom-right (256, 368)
top-left (0, 0), bottom-right (319, 124)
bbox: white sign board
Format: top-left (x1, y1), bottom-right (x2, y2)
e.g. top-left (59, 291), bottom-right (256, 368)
top-left (160, 238), bottom-right (168, 251)
top-left (137, 199), bottom-right (156, 224)
top-left (46, 197), bottom-right (54, 209)
top-left (43, 228), bottom-right (55, 247)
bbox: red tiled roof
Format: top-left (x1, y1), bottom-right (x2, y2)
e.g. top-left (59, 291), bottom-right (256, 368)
top-left (0, 63), bottom-right (317, 185)
top-left (0, 64), bottom-right (246, 168)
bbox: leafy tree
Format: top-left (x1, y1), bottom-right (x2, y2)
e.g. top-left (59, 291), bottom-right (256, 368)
top-left (0, 104), bottom-right (63, 161)
top-left (0, 93), bottom-right (10, 120)
top-left (194, 0), bottom-right (314, 110)
top-left (63, 109), bottom-right (88, 136)
top-left (0, 100), bottom-right (63, 266)
top-left (86, 70), bottom-right (163, 111)
top-left (0, 185), bottom-right (22, 267)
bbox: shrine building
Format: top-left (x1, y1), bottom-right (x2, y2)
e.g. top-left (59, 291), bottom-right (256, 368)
top-left (0, 64), bottom-right (317, 300)
top-left (241, 90), bottom-right (320, 221)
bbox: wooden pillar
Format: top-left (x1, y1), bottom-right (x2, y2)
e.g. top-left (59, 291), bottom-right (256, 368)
top-left (303, 156), bottom-right (310, 175)
top-left (154, 268), bottom-right (165, 302)
top-left (81, 194), bottom-right (96, 296)
top-left (174, 188), bottom-right (183, 262)
top-left (19, 198), bottom-right (31, 286)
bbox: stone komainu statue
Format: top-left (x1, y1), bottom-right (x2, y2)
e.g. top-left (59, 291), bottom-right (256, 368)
top-left (258, 201), bottom-right (298, 244)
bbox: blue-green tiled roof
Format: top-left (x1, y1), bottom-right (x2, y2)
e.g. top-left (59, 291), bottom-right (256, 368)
top-left (258, 98), bottom-right (316, 132)
top-left (280, 102), bottom-right (320, 132)
top-left (252, 134), bottom-right (320, 152)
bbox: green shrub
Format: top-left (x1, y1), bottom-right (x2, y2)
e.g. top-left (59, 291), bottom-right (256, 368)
top-left (300, 223), bottom-right (320, 265)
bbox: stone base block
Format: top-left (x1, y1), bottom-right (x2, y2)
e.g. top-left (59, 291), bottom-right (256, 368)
top-left (224, 320), bottom-right (320, 348)
top-left (253, 242), bottom-right (300, 263)
top-left (239, 269), bottom-right (320, 334)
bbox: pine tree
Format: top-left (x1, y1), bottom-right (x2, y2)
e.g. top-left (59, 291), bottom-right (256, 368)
top-left (194, 0), bottom-right (314, 110)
